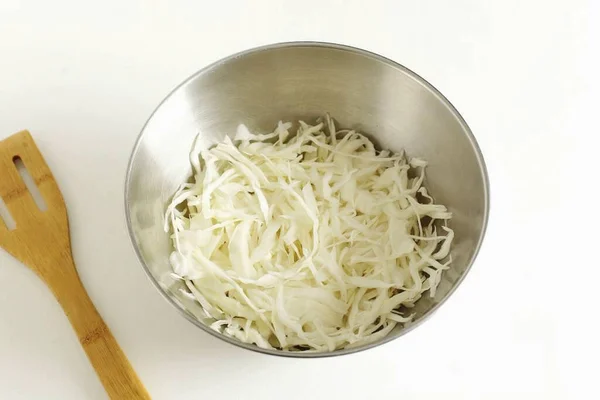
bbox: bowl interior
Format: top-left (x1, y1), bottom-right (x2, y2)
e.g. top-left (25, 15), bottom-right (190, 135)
top-left (125, 42), bottom-right (488, 357)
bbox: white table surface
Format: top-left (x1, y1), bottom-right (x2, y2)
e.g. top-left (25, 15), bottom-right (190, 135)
top-left (0, 1), bottom-right (597, 399)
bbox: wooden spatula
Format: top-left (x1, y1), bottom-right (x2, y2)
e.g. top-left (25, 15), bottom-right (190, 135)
top-left (0, 131), bottom-right (150, 399)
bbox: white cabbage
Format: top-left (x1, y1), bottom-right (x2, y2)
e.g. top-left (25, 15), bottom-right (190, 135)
top-left (165, 115), bottom-right (453, 351)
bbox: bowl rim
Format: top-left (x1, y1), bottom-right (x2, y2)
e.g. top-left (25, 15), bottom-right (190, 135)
top-left (124, 40), bottom-right (490, 358)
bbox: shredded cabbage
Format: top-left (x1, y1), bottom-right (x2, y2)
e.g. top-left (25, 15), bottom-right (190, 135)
top-left (165, 115), bottom-right (453, 351)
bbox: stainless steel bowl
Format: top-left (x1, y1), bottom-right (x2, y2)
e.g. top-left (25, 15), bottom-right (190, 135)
top-left (125, 42), bottom-right (489, 357)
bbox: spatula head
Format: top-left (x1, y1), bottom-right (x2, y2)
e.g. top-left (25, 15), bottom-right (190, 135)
top-left (0, 131), bottom-right (71, 275)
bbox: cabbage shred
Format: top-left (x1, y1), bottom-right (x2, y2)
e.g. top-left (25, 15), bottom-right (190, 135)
top-left (165, 116), bottom-right (453, 352)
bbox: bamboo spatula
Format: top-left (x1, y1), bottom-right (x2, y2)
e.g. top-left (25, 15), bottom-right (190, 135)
top-left (0, 131), bottom-right (150, 399)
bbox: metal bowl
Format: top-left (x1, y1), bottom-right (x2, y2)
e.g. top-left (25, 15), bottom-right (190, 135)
top-left (125, 42), bottom-right (489, 357)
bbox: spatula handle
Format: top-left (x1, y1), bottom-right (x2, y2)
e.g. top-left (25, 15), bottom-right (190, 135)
top-left (46, 258), bottom-right (150, 400)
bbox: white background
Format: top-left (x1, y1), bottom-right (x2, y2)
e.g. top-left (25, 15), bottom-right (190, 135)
top-left (0, 0), bottom-right (597, 399)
